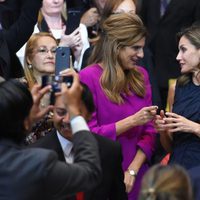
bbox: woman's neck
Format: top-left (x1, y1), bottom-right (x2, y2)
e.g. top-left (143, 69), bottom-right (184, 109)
top-left (192, 70), bottom-right (200, 86)
top-left (42, 11), bottom-right (62, 29)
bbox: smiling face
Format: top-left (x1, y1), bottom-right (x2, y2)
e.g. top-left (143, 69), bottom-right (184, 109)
top-left (176, 36), bottom-right (200, 74)
top-left (41, 0), bottom-right (64, 16)
top-left (53, 94), bottom-right (90, 140)
top-left (29, 36), bottom-right (57, 75)
top-left (53, 95), bottom-right (72, 139)
top-left (118, 37), bottom-right (145, 70)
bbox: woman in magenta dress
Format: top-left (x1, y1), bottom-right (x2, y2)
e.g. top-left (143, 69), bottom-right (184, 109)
top-left (79, 13), bottom-right (157, 200)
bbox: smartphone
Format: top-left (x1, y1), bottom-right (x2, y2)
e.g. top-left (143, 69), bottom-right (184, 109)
top-left (41, 75), bottom-right (53, 88)
top-left (65, 8), bottom-right (81, 35)
top-left (55, 46), bottom-right (71, 75)
top-left (41, 75), bottom-right (73, 105)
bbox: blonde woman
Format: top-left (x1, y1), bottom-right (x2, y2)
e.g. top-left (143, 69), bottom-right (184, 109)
top-left (24, 32), bottom-right (57, 143)
top-left (24, 32), bottom-right (57, 89)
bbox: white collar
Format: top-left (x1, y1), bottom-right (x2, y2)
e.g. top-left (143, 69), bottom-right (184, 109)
top-left (56, 131), bottom-right (73, 157)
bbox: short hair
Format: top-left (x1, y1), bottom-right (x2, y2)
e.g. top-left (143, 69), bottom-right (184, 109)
top-left (0, 79), bottom-right (33, 142)
top-left (139, 164), bottom-right (193, 200)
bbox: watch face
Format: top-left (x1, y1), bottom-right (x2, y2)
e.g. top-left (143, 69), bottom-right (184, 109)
top-left (129, 170), bottom-right (136, 176)
top-left (130, 170), bottom-right (135, 175)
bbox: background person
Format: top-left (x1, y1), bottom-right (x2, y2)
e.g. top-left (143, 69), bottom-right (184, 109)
top-left (0, 0), bottom-right (43, 79)
top-left (139, 164), bottom-right (193, 200)
top-left (17, 0), bottom-right (84, 70)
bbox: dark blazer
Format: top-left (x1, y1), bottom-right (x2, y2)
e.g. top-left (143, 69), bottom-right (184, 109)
top-left (31, 129), bottom-right (128, 200)
top-left (0, 0), bottom-right (42, 79)
top-left (139, 0), bottom-right (200, 89)
top-left (0, 131), bottom-right (101, 200)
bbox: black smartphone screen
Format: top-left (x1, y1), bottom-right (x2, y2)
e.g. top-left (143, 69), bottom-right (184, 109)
top-left (55, 46), bottom-right (71, 75)
top-left (65, 8), bottom-right (81, 35)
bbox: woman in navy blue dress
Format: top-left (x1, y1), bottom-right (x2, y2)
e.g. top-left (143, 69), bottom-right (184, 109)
top-left (154, 25), bottom-right (200, 169)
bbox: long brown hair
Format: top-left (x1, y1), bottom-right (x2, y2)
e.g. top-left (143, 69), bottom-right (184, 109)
top-left (88, 13), bottom-right (147, 104)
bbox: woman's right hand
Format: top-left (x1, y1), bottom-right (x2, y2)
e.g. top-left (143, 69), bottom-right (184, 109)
top-left (60, 27), bottom-right (82, 48)
top-left (116, 106), bottom-right (158, 136)
top-left (132, 106), bottom-right (158, 126)
top-left (154, 109), bottom-right (168, 133)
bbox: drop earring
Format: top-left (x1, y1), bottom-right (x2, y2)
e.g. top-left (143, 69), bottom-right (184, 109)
top-left (28, 64), bottom-right (32, 69)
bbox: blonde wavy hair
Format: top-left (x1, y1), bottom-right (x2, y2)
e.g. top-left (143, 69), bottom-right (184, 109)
top-left (24, 32), bottom-right (57, 89)
top-left (88, 13), bottom-right (147, 104)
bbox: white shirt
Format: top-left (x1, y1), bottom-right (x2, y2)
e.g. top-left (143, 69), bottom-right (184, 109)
top-left (57, 115), bottom-right (89, 164)
top-left (56, 131), bottom-right (74, 163)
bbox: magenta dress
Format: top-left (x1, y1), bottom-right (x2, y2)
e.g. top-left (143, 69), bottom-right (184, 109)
top-left (79, 64), bottom-right (156, 200)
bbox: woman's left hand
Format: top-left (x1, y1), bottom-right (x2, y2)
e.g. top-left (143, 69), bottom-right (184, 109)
top-left (124, 171), bottom-right (136, 193)
top-left (163, 112), bottom-right (200, 135)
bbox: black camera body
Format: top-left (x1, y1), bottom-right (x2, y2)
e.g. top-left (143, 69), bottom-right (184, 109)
top-left (42, 75), bottom-right (73, 105)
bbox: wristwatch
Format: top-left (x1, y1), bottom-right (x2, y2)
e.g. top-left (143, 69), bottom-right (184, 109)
top-left (128, 169), bottom-right (137, 177)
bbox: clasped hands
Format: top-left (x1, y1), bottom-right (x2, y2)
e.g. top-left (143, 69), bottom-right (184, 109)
top-left (154, 110), bottom-right (200, 135)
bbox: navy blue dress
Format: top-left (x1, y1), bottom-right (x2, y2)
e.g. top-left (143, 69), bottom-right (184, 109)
top-left (169, 79), bottom-right (200, 169)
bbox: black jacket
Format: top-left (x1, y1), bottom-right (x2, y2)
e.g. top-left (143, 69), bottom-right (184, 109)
top-left (0, 0), bottom-right (42, 79)
top-left (31, 129), bottom-right (128, 200)
top-left (0, 130), bottom-right (101, 200)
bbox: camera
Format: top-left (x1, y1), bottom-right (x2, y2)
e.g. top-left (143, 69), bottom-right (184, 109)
top-left (42, 75), bottom-right (73, 105)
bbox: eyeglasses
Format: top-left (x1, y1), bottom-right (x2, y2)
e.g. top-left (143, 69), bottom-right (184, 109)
top-left (36, 46), bottom-right (57, 55)
top-left (55, 107), bottom-right (68, 117)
